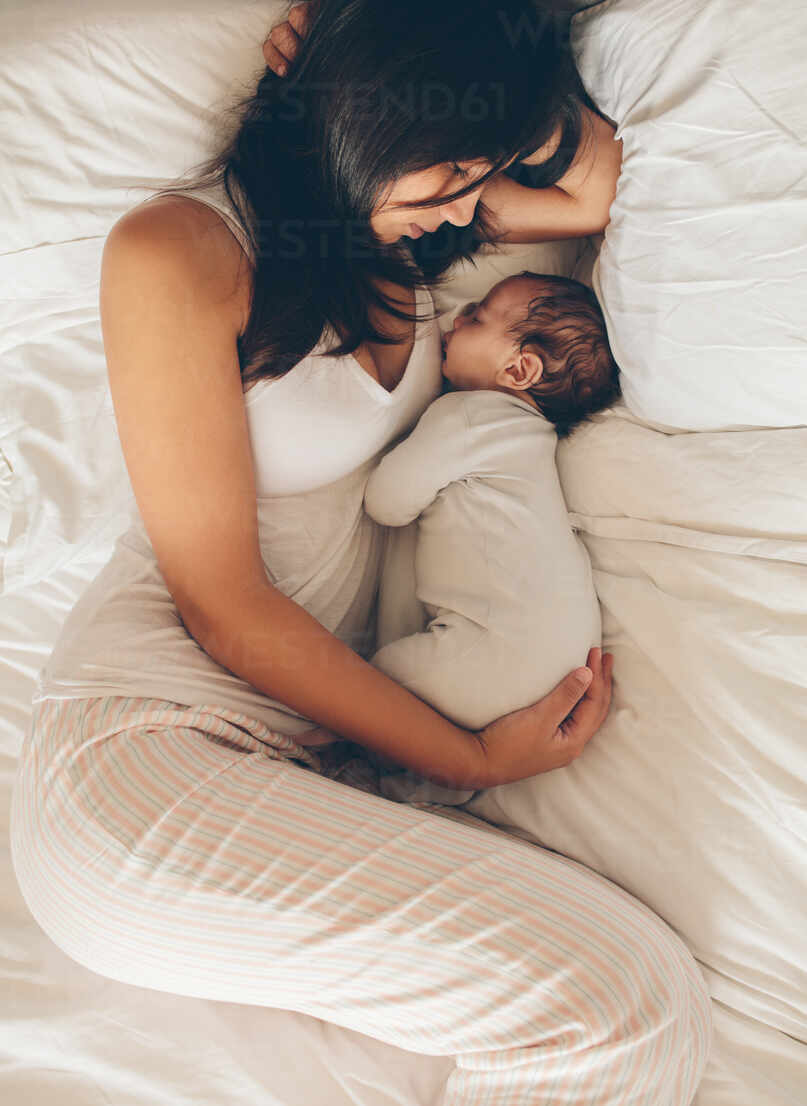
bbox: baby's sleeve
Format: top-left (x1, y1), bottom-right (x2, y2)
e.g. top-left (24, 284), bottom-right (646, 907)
top-left (364, 392), bottom-right (469, 527)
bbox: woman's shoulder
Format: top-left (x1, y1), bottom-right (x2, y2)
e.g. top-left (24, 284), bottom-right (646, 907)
top-left (116, 192), bottom-right (233, 250)
top-left (111, 194), bottom-right (252, 337)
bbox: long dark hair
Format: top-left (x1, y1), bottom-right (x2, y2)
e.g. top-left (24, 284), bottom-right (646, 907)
top-left (152, 0), bottom-right (595, 388)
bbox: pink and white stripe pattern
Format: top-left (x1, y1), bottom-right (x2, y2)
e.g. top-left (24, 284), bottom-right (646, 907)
top-left (11, 694), bottom-right (712, 1104)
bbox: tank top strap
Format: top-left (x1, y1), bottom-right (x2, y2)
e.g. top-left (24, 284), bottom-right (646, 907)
top-left (150, 178), bottom-right (255, 264)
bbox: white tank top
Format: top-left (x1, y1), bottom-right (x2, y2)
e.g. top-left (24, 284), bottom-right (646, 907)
top-left (36, 179), bottom-right (443, 735)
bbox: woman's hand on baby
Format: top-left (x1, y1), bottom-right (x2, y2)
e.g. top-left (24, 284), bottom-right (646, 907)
top-left (263, 2), bottom-right (310, 75)
top-left (471, 648), bottom-right (614, 788)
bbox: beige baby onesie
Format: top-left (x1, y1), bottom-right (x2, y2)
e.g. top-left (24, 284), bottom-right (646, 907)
top-left (364, 389), bottom-right (601, 805)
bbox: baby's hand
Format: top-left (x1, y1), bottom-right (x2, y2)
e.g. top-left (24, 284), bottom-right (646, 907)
top-left (263, 2), bottom-right (311, 75)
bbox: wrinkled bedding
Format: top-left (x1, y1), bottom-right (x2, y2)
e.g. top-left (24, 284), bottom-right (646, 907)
top-left (2, 1), bottom-right (805, 1103)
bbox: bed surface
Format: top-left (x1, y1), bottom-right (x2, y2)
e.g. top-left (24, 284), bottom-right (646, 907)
top-left (4, 419), bottom-right (805, 1106)
top-left (3, 1), bottom-right (806, 1103)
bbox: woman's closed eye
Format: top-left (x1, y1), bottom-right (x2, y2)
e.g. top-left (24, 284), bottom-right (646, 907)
top-left (451, 163), bottom-right (472, 180)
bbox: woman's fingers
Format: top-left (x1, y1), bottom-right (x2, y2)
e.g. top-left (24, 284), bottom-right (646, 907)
top-left (263, 26), bottom-right (300, 72)
top-left (559, 648), bottom-right (614, 755)
top-left (471, 650), bottom-right (614, 786)
top-left (287, 1), bottom-right (311, 35)
top-left (263, 43), bottom-right (286, 75)
top-left (263, 3), bottom-right (310, 73)
top-left (262, 30), bottom-right (296, 71)
top-left (551, 663), bottom-right (594, 723)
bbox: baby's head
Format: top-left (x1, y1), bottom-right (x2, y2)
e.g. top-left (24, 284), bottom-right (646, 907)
top-left (441, 272), bottom-right (621, 439)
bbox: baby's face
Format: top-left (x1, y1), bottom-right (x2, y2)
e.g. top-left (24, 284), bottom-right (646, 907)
top-left (441, 275), bottom-right (544, 395)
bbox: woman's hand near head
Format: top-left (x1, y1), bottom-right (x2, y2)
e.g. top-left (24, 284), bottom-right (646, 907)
top-left (481, 104), bottom-right (623, 243)
top-left (467, 648), bottom-right (614, 788)
top-left (263, 2), bottom-right (310, 74)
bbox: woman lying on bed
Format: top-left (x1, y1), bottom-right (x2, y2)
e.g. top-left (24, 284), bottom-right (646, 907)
top-left (12, 2), bottom-right (711, 1102)
top-left (131, 0), bottom-right (622, 790)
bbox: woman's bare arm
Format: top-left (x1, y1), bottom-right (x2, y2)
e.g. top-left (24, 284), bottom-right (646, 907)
top-left (263, 2), bottom-right (311, 75)
top-left (102, 198), bottom-right (611, 792)
top-left (480, 105), bottom-right (623, 241)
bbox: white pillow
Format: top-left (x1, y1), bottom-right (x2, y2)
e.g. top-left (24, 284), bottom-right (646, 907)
top-left (464, 407), bottom-right (807, 1041)
top-left (571, 0), bottom-right (807, 430)
top-left (0, 0), bottom-right (284, 594)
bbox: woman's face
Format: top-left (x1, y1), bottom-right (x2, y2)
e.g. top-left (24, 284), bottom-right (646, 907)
top-left (370, 160), bottom-right (493, 244)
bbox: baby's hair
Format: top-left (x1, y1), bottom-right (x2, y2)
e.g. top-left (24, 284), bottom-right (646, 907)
top-left (510, 272), bottom-right (621, 440)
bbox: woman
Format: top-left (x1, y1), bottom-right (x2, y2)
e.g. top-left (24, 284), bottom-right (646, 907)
top-left (10, 2), bottom-right (711, 1102)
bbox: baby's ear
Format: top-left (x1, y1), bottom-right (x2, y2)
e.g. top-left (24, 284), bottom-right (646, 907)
top-left (503, 349), bottom-right (543, 390)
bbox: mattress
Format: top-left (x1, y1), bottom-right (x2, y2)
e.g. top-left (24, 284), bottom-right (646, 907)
top-left (3, 1), bottom-right (805, 1103)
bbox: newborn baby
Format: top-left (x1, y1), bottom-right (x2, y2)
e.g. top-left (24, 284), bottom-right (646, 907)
top-left (363, 271), bottom-right (621, 805)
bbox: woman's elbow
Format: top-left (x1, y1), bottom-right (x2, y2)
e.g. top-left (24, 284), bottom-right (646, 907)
top-left (587, 201), bottom-right (615, 236)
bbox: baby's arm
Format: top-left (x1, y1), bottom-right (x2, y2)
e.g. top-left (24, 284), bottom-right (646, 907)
top-left (364, 393), bottom-right (469, 527)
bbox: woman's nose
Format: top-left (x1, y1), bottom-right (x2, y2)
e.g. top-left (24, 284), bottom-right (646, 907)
top-left (441, 190), bottom-right (481, 228)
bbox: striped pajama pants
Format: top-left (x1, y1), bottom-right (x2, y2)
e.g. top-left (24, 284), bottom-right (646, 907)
top-left (10, 694), bottom-right (712, 1105)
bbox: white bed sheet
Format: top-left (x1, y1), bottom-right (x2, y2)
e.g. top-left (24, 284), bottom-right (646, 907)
top-left (4, 430), bottom-right (805, 1106)
top-left (3, 1), bottom-right (806, 1103)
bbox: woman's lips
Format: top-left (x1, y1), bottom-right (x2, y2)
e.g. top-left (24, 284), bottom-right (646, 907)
top-left (408, 223), bottom-right (425, 238)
